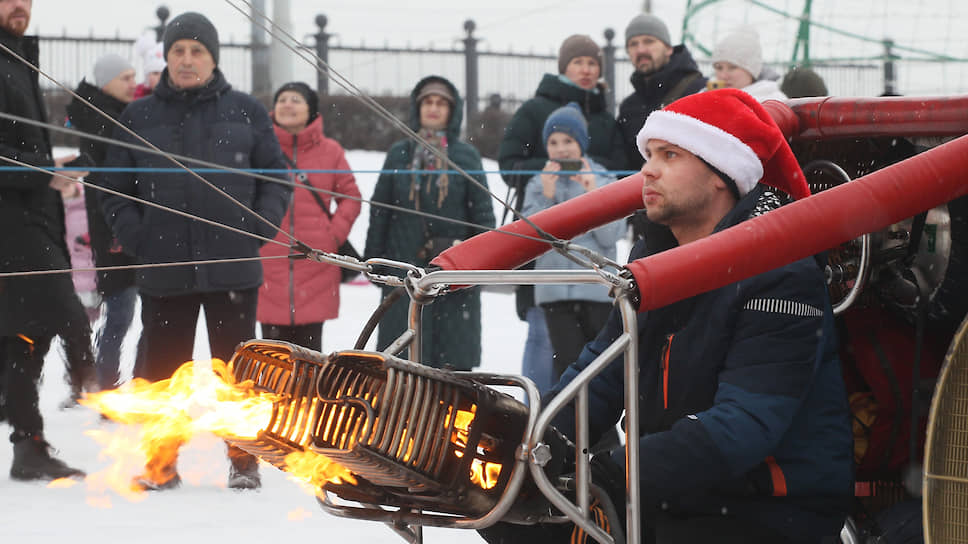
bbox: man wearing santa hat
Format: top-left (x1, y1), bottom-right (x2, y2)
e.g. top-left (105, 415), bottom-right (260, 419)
top-left (546, 89), bottom-right (853, 543)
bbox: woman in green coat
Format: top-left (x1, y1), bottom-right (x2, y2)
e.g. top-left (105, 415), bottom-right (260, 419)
top-left (364, 76), bottom-right (496, 369)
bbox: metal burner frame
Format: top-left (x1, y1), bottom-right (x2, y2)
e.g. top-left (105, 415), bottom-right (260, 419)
top-left (332, 267), bottom-right (640, 544)
top-left (229, 266), bottom-right (638, 544)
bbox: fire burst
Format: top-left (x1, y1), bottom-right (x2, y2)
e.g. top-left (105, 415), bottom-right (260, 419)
top-left (80, 359), bottom-right (355, 496)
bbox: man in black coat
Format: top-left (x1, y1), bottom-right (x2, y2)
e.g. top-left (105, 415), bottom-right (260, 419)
top-left (0, 0), bottom-right (90, 481)
top-left (101, 11), bottom-right (291, 491)
top-left (617, 14), bottom-right (708, 240)
top-left (67, 53), bottom-right (138, 392)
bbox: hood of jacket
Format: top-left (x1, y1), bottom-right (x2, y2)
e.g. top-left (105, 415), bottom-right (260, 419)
top-left (152, 66), bottom-right (232, 103)
top-left (630, 45), bottom-right (704, 101)
top-left (408, 75), bottom-right (464, 142)
top-left (534, 73), bottom-right (608, 115)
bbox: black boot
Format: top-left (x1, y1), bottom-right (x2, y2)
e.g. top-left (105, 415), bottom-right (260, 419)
top-left (227, 444), bottom-right (261, 490)
top-left (131, 437), bottom-right (181, 491)
top-left (10, 434), bottom-right (86, 481)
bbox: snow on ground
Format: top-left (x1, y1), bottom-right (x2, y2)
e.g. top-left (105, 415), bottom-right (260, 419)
top-left (0, 151), bottom-right (538, 541)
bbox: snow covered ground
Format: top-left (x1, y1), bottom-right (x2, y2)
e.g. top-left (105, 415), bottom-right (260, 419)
top-left (0, 150), bottom-right (570, 541)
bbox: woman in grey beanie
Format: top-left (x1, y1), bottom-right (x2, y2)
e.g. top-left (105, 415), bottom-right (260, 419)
top-left (710, 26), bottom-right (787, 101)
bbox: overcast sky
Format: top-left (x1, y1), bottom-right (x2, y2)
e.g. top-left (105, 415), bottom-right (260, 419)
top-left (29, 1), bottom-right (966, 63)
top-left (27, 1), bottom-right (968, 96)
top-left (31, 0), bottom-right (672, 53)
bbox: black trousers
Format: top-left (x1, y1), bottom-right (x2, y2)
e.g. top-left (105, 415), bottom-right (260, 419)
top-left (541, 300), bottom-right (613, 380)
top-left (1, 334), bottom-right (54, 439)
top-left (1, 303), bottom-right (93, 440)
top-left (133, 288), bottom-right (259, 470)
top-left (261, 322), bottom-right (323, 352)
top-left (134, 289), bottom-right (258, 382)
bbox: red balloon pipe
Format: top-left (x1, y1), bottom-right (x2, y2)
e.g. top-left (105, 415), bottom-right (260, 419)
top-left (435, 97), bottom-right (968, 299)
top-left (626, 134), bottom-right (968, 312)
top-left (764, 95), bottom-right (968, 141)
top-left (432, 173), bottom-right (646, 271)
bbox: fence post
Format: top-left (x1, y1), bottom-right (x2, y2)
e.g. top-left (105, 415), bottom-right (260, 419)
top-left (463, 19), bottom-right (480, 133)
top-left (603, 27), bottom-right (617, 115)
top-left (250, 0), bottom-right (271, 98)
top-left (882, 38), bottom-right (897, 96)
top-left (314, 14), bottom-right (331, 96)
top-left (154, 5), bottom-right (169, 42)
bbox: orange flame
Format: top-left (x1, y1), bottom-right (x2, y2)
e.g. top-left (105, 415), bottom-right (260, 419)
top-left (80, 358), bottom-right (354, 495)
top-left (283, 449), bottom-right (357, 489)
top-left (451, 406), bottom-right (502, 490)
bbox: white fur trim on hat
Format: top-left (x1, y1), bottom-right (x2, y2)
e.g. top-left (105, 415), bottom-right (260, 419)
top-left (636, 110), bottom-right (763, 196)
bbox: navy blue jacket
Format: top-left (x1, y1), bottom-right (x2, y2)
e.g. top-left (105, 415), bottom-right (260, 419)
top-left (101, 68), bottom-right (290, 297)
top-left (551, 186), bottom-right (853, 541)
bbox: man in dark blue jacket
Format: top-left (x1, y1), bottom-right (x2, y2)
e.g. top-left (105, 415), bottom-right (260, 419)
top-left (550, 89), bottom-right (853, 543)
top-left (101, 12), bottom-right (290, 491)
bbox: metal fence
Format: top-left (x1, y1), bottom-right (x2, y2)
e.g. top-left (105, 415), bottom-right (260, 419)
top-left (36, 12), bottom-right (947, 129)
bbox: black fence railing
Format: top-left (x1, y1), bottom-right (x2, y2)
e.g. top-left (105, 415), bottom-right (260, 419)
top-left (40, 10), bottom-right (960, 156)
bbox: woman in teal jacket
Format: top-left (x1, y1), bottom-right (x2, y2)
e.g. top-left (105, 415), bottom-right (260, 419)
top-left (364, 76), bottom-right (496, 369)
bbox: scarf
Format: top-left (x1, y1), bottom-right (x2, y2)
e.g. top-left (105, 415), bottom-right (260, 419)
top-left (409, 129), bottom-right (449, 209)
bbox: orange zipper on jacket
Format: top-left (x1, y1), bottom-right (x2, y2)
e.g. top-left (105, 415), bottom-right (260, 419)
top-left (661, 334), bottom-right (674, 410)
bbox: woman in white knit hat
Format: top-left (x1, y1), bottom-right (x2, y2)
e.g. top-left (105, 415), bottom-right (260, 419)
top-left (709, 26), bottom-right (787, 102)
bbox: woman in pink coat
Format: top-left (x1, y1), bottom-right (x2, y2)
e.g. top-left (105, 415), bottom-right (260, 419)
top-left (258, 82), bottom-right (362, 351)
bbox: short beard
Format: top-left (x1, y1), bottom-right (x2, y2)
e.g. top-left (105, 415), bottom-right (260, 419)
top-left (0, 13), bottom-right (30, 37)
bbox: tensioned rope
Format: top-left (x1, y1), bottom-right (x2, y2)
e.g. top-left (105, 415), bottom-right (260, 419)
top-left (0, 41), bottom-right (295, 247)
top-left (225, 0), bottom-right (604, 268)
top-left (0, 110), bottom-right (567, 246)
top-left (0, 111), bottom-right (619, 279)
top-left (0, 5), bottom-right (626, 280)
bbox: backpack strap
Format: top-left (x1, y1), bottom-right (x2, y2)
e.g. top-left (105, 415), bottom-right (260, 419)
top-left (660, 72), bottom-right (701, 108)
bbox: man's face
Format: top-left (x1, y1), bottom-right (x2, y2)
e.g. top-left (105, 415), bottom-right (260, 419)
top-left (102, 68), bottom-right (137, 103)
top-left (419, 94), bottom-right (451, 131)
top-left (166, 39), bottom-right (215, 90)
top-left (640, 139), bottom-right (721, 228)
top-left (626, 34), bottom-right (673, 75)
top-left (0, 0), bottom-right (31, 38)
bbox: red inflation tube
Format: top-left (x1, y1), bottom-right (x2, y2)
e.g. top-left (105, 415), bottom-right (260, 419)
top-left (764, 95), bottom-right (968, 141)
top-left (433, 97), bottom-right (968, 314)
top-left (626, 133), bottom-right (968, 311)
top-left (432, 173), bottom-right (645, 272)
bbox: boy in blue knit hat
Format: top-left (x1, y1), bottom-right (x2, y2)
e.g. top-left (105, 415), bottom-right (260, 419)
top-left (521, 102), bottom-right (624, 387)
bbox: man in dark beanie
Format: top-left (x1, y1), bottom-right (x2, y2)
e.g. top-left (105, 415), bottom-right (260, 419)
top-left (618, 13), bottom-right (706, 171)
top-left (618, 13), bottom-right (707, 241)
top-left (101, 10), bottom-right (291, 492)
top-left (163, 11), bottom-right (219, 65)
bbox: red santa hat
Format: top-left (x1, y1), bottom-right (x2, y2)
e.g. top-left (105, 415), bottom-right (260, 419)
top-left (636, 88), bottom-right (810, 200)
